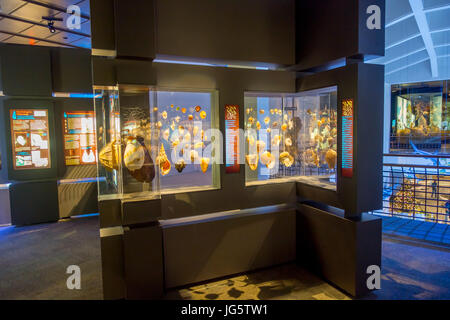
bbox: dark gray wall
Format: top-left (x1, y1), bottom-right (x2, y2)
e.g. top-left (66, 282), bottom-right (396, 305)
top-left (296, 0), bottom-right (385, 70)
top-left (52, 47), bottom-right (92, 93)
top-left (155, 0), bottom-right (295, 65)
top-left (0, 45), bottom-right (52, 96)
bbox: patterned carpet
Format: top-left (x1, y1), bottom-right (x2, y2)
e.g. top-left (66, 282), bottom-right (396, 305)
top-left (165, 264), bottom-right (350, 300)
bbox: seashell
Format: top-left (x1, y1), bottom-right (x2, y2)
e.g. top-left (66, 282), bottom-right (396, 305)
top-left (277, 110), bottom-right (282, 116)
top-left (246, 108), bottom-right (251, 115)
top-left (272, 122), bottom-right (279, 128)
top-left (178, 126), bottom-right (185, 135)
top-left (246, 154), bottom-right (259, 171)
top-left (272, 135), bottom-right (281, 147)
top-left (325, 149), bottom-right (337, 169)
top-left (153, 107), bottom-right (158, 112)
top-left (194, 141), bottom-right (204, 149)
top-left (284, 114), bottom-right (288, 121)
top-left (175, 116), bottom-right (180, 123)
top-left (288, 120), bottom-right (294, 130)
top-left (270, 109), bottom-right (275, 115)
top-left (163, 129), bottom-right (170, 141)
top-left (124, 138), bottom-right (145, 172)
top-left (200, 157), bottom-right (210, 173)
top-left (188, 115), bottom-right (194, 121)
top-left (264, 116), bottom-right (271, 125)
top-left (280, 152), bottom-right (294, 168)
top-left (172, 140), bottom-right (180, 148)
top-left (281, 123), bottom-right (288, 131)
top-left (170, 122), bottom-right (176, 131)
top-left (331, 128), bottom-right (337, 137)
top-left (248, 117), bottom-right (255, 125)
top-left (190, 150), bottom-right (199, 163)
top-left (180, 108), bottom-right (186, 113)
top-left (99, 140), bottom-right (120, 171)
top-left (259, 109), bottom-right (265, 115)
top-left (170, 104), bottom-right (174, 108)
top-left (285, 137), bottom-right (292, 147)
top-left (193, 126), bottom-right (199, 137)
top-left (260, 151), bottom-right (276, 169)
top-left (175, 159), bottom-right (186, 173)
top-left (256, 121), bottom-right (261, 130)
top-left (128, 137), bottom-right (156, 183)
top-left (195, 106), bottom-right (202, 112)
top-left (307, 109), bottom-right (312, 115)
top-left (157, 121), bottom-right (162, 128)
top-left (184, 132), bottom-right (191, 143)
top-left (256, 140), bottom-right (266, 153)
top-left (156, 144), bottom-right (171, 176)
top-left (247, 135), bottom-right (255, 146)
top-left (162, 111), bottom-right (168, 120)
top-left (200, 110), bottom-right (207, 119)
top-left (266, 128), bottom-right (271, 133)
top-left (176, 107), bottom-right (180, 111)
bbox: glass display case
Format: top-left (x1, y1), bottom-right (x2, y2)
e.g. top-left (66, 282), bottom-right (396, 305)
top-left (154, 89), bottom-right (220, 193)
top-left (244, 86), bottom-right (338, 190)
top-left (391, 80), bottom-right (450, 153)
top-left (94, 85), bottom-right (160, 201)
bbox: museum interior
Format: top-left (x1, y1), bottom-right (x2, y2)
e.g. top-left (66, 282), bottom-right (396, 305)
top-left (0, 0), bottom-right (449, 301)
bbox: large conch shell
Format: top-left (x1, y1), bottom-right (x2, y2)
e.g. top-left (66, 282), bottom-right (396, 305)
top-left (279, 152), bottom-right (294, 168)
top-left (128, 136), bottom-right (156, 183)
top-left (123, 138), bottom-right (145, 171)
top-left (246, 154), bottom-right (259, 171)
top-left (156, 144), bottom-right (171, 175)
top-left (325, 149), bottom-right (337, 169)
top-left (260, 151), bottom-right (276, 169)
top-left (200, 157), bottom-right (210, 173)
top-left (99, 140), bottom-right (120, 171)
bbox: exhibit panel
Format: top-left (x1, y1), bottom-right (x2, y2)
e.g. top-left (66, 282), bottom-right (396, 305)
top-left (1, 100), bottom-right (57, 181)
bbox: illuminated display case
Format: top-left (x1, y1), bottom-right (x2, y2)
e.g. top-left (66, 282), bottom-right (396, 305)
top-left (245, 86), bottom-right (338, 190)
top-left (154, 89), bottom-right (220, 193)
top-left (391, 80), bottom-right (450, 153)
top-left (94, 86), bottom-right (160, 201)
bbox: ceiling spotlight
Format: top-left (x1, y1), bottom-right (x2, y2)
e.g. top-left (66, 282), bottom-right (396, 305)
top-left (48, 21), bottom-right (56, 33)
top-left (42, 16), bottom-right (63, 34)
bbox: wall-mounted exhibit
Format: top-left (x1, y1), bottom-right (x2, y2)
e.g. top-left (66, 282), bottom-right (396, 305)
top-left (0, 44), bottom-right (98, 225)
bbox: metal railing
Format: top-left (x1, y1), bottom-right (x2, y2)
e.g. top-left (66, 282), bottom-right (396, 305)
top-left (372, 153), bottom-right (450, 224)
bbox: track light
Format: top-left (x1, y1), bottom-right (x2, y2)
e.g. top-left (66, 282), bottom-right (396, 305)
top-left (42, 16), bottom-right (62, 34)
top-left (48, 21), bottom-right (56, 33)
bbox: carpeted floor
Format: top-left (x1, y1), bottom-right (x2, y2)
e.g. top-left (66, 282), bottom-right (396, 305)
top-left (0, 216), bottom-right (102, 300)
top-left (0, 216), bottom-right (449, 300)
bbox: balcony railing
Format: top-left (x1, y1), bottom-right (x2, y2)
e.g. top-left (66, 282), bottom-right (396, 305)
top-left (372, 153), bottom-right (450, 225)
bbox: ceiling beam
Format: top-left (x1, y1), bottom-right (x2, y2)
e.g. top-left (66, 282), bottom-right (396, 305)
top-left (0, 12), bottom-right (90, 37)
top-left (409, 0), bottom-right (439, 77)
top-left (0, 30), bottom-right (84, 48)
top-left (22, 0), bottom-right (90, 20)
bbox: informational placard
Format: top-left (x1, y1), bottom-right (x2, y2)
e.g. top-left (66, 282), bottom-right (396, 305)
top-left (341, 99), bottom-right (354, 178)
top-left (63, 111), bottom-right (97, 166)
top-left (225, 105), bottom-right (240, 174)
top-left (10, 109), bottom-right (51, 170)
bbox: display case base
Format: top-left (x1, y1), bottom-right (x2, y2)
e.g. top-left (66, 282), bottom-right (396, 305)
top-left (9, 180), bottom-right (59, 226)
top-left (296, 202), bottom-right (382, 297)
